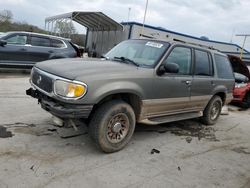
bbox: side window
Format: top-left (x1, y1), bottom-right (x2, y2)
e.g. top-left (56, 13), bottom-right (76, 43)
top-left (214, 54), bottom-right (234, 79)
top-left (51, 39), bottom-right (65, 48)
top-left (163, 47), bottom-right (192, 75)
top-left (31, 36), bottom-right (50, 47)
top-left (194, 50), bottom-right (213, 76)
top-left (6, 34), bottom-right (27, 45)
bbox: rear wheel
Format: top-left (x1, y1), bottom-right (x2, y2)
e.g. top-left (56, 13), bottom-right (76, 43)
top-left (201, 96), bottom-right (222, 125)
top-left (89, 100), bottom-right (135, 153)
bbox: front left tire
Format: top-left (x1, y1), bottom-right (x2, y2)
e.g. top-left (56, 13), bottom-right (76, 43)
top-left (89, 100), bottom-right (136, 153)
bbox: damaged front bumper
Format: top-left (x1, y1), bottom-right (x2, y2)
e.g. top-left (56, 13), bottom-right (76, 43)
top-left (26, 88), bottom-right (93, 119)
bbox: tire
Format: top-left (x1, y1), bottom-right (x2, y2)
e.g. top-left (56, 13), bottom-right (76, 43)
top-left (89, 100), bottom-right (136, 153)
top-left (201, 96), bottom-right (222, 125)
top-left (242, 92), bottom-right (250, 109)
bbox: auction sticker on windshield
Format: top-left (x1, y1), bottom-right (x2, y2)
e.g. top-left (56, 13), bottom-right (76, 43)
top-left (146, 41), bottom-right (163, 48)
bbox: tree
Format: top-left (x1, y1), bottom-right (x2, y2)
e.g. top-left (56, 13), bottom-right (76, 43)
top-left (0, 10), bottom-right (13, 23)
top-left (53, 20), bottom-right (77, 37)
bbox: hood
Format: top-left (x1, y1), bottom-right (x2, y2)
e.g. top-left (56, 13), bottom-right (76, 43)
top-left (228, 55), bottom-right (250, 80)
top-left (35, 58), bottom-right (140, 80)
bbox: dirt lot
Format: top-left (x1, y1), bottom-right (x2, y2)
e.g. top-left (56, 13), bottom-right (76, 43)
top-left (0, 75), bottom-right (250, 188)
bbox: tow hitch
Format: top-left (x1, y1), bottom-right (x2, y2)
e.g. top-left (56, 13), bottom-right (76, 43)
top-left (26, 88), bottom-right (39, 99)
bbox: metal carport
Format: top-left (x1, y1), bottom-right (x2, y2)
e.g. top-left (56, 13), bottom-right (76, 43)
top-left (45, 12), bottom-right (124, 57)
top-left (45, 11), bottom-right (123, 32)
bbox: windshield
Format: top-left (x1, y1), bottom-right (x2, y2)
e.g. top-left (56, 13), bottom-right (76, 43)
top-left (105, 40), bottom-right (169, 67)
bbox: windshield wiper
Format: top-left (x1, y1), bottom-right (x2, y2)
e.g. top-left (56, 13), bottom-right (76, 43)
top-left (113, 56), bottom-right (139, 67)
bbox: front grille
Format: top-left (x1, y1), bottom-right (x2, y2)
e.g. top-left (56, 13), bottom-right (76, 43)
top-left (32, 68), bottom-right (53, 93)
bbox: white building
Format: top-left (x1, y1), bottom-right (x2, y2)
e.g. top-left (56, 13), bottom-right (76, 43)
top-left (86, 21), bottom-right (250, 64)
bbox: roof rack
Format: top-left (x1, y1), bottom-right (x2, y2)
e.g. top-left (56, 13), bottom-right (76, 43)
top-left (173, 38), bottom-right (218, 51)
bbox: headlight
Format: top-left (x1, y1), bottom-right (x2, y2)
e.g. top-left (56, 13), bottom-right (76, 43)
top-left (54, 80), bottom-right (87, 99)
top-left (235, 83), bottom-right (247, 89)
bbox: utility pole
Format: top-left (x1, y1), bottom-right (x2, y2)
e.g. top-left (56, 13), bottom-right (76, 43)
top-left (127, 7), bottom-right (131, 23)
top-left (236, 34), bottom-right (250, 60)
top-left (141, 0), bottom-right (149, 36)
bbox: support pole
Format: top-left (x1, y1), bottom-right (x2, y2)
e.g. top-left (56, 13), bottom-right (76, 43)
top-left (236, 34), bottom-right (250, 60)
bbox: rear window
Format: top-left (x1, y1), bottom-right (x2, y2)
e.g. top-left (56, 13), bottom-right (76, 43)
top-left (194, 50), bottom-right (213, 76)
top-left (31, 36), bottom-right (50, 47)
top-left (51, 39), bottom-right (65, 48)
top-left (214, 54), bottom-right (234, 79)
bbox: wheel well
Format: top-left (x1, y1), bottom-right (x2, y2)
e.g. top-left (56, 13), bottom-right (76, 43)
top-left (214, 92), bottom-right (226, 105)
top-left (90, 93), bottom-right (142, 121)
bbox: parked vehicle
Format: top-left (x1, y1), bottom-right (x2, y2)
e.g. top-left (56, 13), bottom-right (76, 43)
top-left (229, 55), bottom-right (250, 108)
top-left (0, 31), bottom-right (80, 68)
top-left (26, 39), bottom-right (235, 152)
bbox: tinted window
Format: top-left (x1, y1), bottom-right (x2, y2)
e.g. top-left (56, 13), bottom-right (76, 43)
top-left (51, 39), bottom-right (65, 48)
top-left (31, 36), bottom-right (50, 47)
top-left (214, 54), bottom-right (234, 79)
top-left (164, 47), bottom-right (192, 75)
top-left (195, 50), bottom-right (213, 76)
top-left (6, 34), bottom-right (27, 45)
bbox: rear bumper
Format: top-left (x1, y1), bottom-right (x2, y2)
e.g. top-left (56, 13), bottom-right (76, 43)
top-left (26, 88), bottom-right (93, 119)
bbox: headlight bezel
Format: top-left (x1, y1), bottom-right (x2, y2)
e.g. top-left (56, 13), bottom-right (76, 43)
top-left (53, 79), bottom-right (88, 100)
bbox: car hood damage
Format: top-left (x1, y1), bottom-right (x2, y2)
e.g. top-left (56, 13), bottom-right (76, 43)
top-left (228, 55), bottom-right (250, 80)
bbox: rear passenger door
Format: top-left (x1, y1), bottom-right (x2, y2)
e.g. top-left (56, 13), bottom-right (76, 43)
top-left (28, 35), bottom-right (52, 62)
top-left (190, 49), bottom-right (215, 110)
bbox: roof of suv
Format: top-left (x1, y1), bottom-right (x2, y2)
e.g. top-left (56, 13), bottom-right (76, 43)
top-left (132, 38), bottom-right (225, 56)
top-left (4, 31), bottom-right (70, 41)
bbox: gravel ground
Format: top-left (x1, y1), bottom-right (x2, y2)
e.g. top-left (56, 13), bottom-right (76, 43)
top-left (0, 75), bottom-right (250, 188)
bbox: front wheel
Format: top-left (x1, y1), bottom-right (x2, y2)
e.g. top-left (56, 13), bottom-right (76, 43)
top-left (201, 96), bottom-right (222, 125)
top-left (89, 100), bottom-right (136, 153)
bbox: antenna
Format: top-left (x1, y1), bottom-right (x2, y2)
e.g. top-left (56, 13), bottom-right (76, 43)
top-left (235, 34), bottom-right (250, 59)
top-left (230, 28), bottom-right (235, 43)
top-left (127, 7), bottom-right (131, 23)
top-left (141, 0), bottom-right (149, 36)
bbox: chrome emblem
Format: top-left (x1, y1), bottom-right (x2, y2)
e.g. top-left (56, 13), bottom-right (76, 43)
top-left (37, 75), bottom-right (42, 85)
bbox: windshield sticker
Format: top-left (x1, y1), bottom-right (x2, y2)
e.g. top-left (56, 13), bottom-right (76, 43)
top-left (146, 42), bottom-right (163, 48)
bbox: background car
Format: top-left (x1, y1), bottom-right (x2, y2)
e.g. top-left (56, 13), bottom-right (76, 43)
top-left (229, 55), bottom-right (250, 108)
top-left (0, 31), bottom-right (80, 68)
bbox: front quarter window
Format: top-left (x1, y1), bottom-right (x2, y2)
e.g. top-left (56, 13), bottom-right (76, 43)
top-left (5, 34), bottom-right (27, 45)
top-left (105, 40), bottom-right (169, 67)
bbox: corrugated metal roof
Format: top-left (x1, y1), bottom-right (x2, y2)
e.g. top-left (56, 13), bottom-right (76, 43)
top-left (45, 12), bottom-right (123, 31)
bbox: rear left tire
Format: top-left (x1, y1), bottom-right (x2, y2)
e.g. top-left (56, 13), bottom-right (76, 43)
top-left (201, 96), bottom-right (222, 125)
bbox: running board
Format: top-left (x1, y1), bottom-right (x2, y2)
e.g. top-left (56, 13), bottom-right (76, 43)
top-left (140, 111), bottom-right (203, 125)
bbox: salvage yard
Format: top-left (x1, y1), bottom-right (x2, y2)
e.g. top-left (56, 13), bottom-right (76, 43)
top-left (0, 74), bottom-right (250, 188)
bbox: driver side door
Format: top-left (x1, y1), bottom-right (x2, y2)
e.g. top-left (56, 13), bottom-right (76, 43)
top-left (0, 33), bottom-right (30, 66)
top-left (145, 46), bottom-right (193, 118)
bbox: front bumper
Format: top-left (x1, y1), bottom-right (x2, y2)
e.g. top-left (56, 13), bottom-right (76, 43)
top-left (26, 88), bottom-right (93, 119)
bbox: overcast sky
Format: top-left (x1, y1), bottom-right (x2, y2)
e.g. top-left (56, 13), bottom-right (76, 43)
top-left (1, 0), bottom-right (250, 50)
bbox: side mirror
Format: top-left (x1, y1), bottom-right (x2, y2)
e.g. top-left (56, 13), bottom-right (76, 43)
top-left (157, 63), bottom-right (179, 75)
top-left (164, 63), bottom-right (179, 73)
top-left (0, 40), bottom-right (7, 47)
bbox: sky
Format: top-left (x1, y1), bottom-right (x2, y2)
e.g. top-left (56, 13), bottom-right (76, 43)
top-left (1, 0), bottom-right (250, 50)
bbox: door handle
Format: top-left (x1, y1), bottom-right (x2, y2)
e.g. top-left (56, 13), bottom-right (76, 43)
top-left (48, 50), bottom-right (54, 53)
top-left (20, 48), bottom-right (27, 51)
top-left (181, 80), bottom-right (192, 85)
